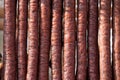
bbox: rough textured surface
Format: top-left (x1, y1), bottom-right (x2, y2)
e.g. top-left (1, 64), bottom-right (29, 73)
top-left (113, 0), bottom-right (120, 80)
top-left (4, 0), bottom-right (17, 80)
top-left (76, 0), bottom-right (87, 80)
top-left (88, 0), bottom-right (99, 80)
top-left (51, 0), bottom-right (62, 80)
top-left (18, 0), bottom-right (28, 80)
top-left (26, 0), bottom-right (39, 80)
top-left (63, 0), bottom-right (75, 80)
top-left (39, 0), bottom-right (51, 80)
top-left (98, 0), bottom-right (112, 79)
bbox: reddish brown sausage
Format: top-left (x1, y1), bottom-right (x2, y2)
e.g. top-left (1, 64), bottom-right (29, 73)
top-left (51, 0), bottom-right (62, 80)
top-left (88, 0), bottom-right (99, 79)
top-left (26, 0), bottom-right (39, 79)
top-left (18, 0), bottom-right (28, 80)
top-left (76, 0), bottom-right (87, 80)
top-left (4, 0), bottom-right (17, 79)
top-left (98, 0), bottom-right (112, 79)
top-left (113, 0), bottom-right (120, 80)
top-left (63, 0), bottom-right (75, 80)
top-left (38, 0), bottom-right (51, 80)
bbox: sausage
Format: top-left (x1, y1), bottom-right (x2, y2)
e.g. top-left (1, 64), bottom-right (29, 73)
top-left (98, 0), bottom-right (112, 79)
top-left (51, 0), bottom-right (62, 80)
top-left (88, 0), bottom-right (99, 79)
top-left (38, 0), bottom-right (51, 80)
top-left (76, 0), bottom-right (87, 80)
top-left (112, 0), bottom-right (120, 80)
top-left (26, 0), bottom-right (39, 79)
top-left (4, 0), bottom-right (17, 79)
top-left (18, 0), bottom-right (28, 80)
top-left (63, 0), bottom-right (75, 80)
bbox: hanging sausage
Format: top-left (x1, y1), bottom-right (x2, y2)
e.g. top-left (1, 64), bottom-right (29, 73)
top-left (18, 0), bottom-right (28, 79)
top-left (76, 0), bottom-right (87, 79)
top-left (88, 0), bottom-right (99, 79)
top-left (4, 0), bottom-right (17, 79)
top-left (98, 0), bottom-right (112, 79)
top-left (51, 0), bottom-right (62, 80)
top-left (38, 0), bottom-right (51, 80)
top-left (63, 0), bottom-right (75, 79)
top-left (26, 0), bottom-right (39, 79)
top-left (113, 0), bottom-right (120, 80)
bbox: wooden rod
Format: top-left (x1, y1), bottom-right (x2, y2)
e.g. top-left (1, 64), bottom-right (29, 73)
top-left (0, 19), bottom-right (3, 30)
top-left (0, 7), bottom-right (4, 18)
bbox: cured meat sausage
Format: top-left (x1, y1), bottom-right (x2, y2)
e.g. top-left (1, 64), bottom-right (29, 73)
top-left (51, 0), bottom-right (62, 80)
top-left (76, 0), bottom-right (87, 80)
top-left (4, 0), bottom-right (17, 79)
top-left (88, 0), bottom-right (99, 79)
top-left (113, 0), bottom-right (120, 80)
top-left (98, 0), bottom-right (112, 79)
top-left (26, 0), bottom-right (39, 79)
top-left (18, 0), bottom-right (28, 80)
top-left (38, 0), bottom-right (51, 80)
top-left (63, 0), bottom-right (75, 80)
